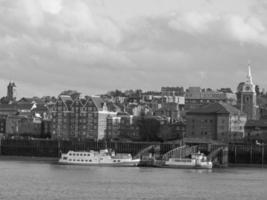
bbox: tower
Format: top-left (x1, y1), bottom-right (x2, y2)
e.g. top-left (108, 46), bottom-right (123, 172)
top-left (239, 65), bottom-right (257, 120)
top-left (7, 81), bottom-right (16, 103)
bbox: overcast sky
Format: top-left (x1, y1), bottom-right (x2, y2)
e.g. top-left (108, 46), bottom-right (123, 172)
top-left (1, 0), bottom-right (267, 98)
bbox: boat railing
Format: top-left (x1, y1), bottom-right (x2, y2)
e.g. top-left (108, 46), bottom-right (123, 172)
top-left (162, 145), bottom-right (198, 161)
top-left (168, 158), bottom-right (192, 163)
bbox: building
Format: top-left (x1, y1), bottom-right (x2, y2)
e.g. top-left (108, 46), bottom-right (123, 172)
top-left (118, 115), bottom-right (140, 140)
top-left (185, 87), bottom-right (236, 111)
top-left (5, 115), bottom-right (42, 138)
top-left (157, 121), bottom-right (186, 141)
top-left (0, 115), bottom-right (7, 135)
top-left (244, 120), bottom-right (267, 143)
top-left (51, 95), bottom-right (117, 140)
top-left (97, 109), bottom-right (117, 140)
top-left (7, 81), bottom-right (16, 103)
top-left (186, 102), bottom-right (247, 142)
top-left (106, 115), bottom-right (121, 140)
top-left (154, 102), bottom-right (182, 122)
top-left (237, 65), bottom-right (258, 120)
top-left (161, 87), bottom-right (185, 96)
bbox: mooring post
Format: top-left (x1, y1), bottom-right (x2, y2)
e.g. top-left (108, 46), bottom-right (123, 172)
top-left (234, 146), bottom-right (237, 163)
top-left (262, 145), bottom-right (265, 168)
top-left (250, 145), bottom-right (253, 164)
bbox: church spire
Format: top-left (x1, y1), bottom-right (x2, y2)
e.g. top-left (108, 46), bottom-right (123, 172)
top-left (247, 63), bottom-right (253, 84)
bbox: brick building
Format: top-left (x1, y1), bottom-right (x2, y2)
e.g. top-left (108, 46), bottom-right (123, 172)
top-left (51, 95), bottom-right (117, 140)
top-left (186, 102), bottom-right (247, 142)
top-left (185, 87), bottom-right (236, 111)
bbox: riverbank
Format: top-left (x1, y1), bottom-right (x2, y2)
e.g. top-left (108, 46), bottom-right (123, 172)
top-left (229, 163), bottom-right (267, 168)
top-left (0, 155), bottom-right (58, 163)
top-left (1, 155), bottom-right (267, 168)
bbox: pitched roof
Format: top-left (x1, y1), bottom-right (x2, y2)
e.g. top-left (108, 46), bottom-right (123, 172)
top-left (187, 102), bottom-right (242, 115)
top-left (91, 96), bottom-right (104, 110)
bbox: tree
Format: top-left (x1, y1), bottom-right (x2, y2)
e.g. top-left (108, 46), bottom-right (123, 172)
top-left (0, 96), bottom-right (9, 104)
top-left (137, 116), bottom-right (162, 141)
top-left (60, 90), bottom-right (80, 100)
top-left (217, 88), bottom-right (233, 93)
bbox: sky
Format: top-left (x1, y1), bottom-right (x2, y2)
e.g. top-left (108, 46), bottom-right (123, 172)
top-left (1, 0), bottom-right (267, 98)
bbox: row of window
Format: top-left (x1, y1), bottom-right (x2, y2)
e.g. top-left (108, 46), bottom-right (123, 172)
top-left (68, 159), bottom-right (121, 163)
top-left (69, 153), bottom-right (91, 156)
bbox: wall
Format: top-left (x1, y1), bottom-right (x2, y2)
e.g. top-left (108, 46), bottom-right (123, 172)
top-left (186, 114), bottom-right (217, 139)
top-left (216, 114), bottom-right (230, 142)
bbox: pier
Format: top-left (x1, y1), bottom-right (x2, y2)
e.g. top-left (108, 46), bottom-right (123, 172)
top-left (0, 138), bottom-right (267, 166)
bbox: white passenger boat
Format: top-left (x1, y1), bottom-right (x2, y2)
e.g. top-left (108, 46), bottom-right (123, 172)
top-left (59, 149), bottom-right (140, 166)
top-left (165, 152), bottom-right (213, 169)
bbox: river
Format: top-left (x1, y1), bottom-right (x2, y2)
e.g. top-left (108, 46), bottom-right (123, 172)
top-left (0, 159), bottom-right (266, 200)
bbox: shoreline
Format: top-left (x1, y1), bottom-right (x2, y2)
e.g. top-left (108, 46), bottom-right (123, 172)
top-left (228, 163), bottom-right (267, 168)
top-left (1, 155), bottom-right (267, 168)
top-left (0, 155), bottom-right (58, 162)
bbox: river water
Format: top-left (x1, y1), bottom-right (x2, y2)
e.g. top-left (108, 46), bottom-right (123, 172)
top-left (0, 159), bottom-right (266, 200)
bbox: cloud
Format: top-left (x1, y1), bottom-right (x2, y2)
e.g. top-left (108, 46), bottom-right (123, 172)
top-left (2, 0), bottom-right (267, 97)
top-left (168, 12), bottom-right (219, 34)
top-left (225, 15), bottom-right (267, 45)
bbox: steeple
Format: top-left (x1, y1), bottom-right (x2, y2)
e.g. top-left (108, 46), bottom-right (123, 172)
top-left (246, 64), bottom-right (253, 84)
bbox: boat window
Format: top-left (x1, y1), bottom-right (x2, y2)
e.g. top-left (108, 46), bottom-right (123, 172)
top-left (89, 160), bottom-right (92, 162)
top-left (118, 160), bottom-right (120, 162)
top-left (84, 154), bottom-right (87, 156)
top-left (80, 154), bottom-right (83, 156)
top-left (113, 160), bottom-right (116, 162)
top-left (69, 153), bottom-right (72, 156)
top-left (85, 160), bottom-right (88, 162)
top-left (81, 159), bottom-right (84, 162)
top-left (87, 154), bottom-right (90, 156)
top-left (73, 159), bottom-right (76, 161)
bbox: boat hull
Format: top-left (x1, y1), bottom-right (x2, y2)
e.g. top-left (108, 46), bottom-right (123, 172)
top-left (58, 159), bottom-right (140, 167)
top-left (163, 164), bottom-right (212, 169)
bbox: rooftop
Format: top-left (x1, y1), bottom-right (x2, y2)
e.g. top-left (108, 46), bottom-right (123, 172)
top-left (187, 102), bottom-right (242, 115)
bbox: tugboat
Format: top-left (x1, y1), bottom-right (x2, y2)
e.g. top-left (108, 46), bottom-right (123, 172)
top-left (59, 149), bottom-right (140, 166)
top-left (165, 151), bottom-right (213, 169)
